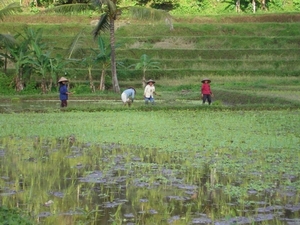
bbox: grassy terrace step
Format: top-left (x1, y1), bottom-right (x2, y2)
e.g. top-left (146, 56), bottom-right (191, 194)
top-left (40, 36), bottom-right (300, 50)
top-left (7, 69), bottom-right (296, 79)
top-left (49, 48), bottom-right (300, 59)
top-left (2, 21), bottom-right (300, 37)
top-left (117, 23), bottom-right (300, 37)
top-left (1, 14), bottom-right (300, 82)
top-left (37, 59), bottom-right (299, 70)
top-left (5, 69), bottom-right (299, 81)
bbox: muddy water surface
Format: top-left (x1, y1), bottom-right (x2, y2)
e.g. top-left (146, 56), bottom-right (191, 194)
top-left (0, 137), bottom-right (300, 224)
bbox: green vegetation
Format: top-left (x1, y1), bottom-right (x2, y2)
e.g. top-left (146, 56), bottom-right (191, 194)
top-left (0, 9), bottom-right (300, 225)
top-left (0, 110), bottom-right (299, 224)
top-left (0, 206), bottom-right (33, 225)
top-left (1, 14), bottom-right (300, 94)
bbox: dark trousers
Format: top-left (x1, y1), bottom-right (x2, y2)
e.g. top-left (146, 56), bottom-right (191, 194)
top-left (61, 100), bottom-right (67, 107)
top-left (202, 94), bottom-right (212, 105)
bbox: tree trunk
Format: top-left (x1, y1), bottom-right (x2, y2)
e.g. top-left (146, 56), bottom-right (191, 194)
top-left (41, 78), bottom-right (47, 94)
top-left (261, 0), bottom-right (267, 10)
top-left (15, 68), bottom-right (23, 92)
top-left (99, 65), bottom-right (106, 91)
top-left (88, 67), bottom-right (95, 93)
top-left (48, 78), bottom-right (53, 92)
top-left (252, 0), bottom-right (256, 13)
top-left (15, 76), bottom-right (23, 92)
top-left (109, 18), bottom-right (120, 93)
top-left (142, 69), bottom-right (146, 88)
top-left (236, 0), bottom-right (241, 13)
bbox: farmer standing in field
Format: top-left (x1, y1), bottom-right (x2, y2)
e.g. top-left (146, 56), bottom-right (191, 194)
top-left (121, 87), bottom-right (136, 107)
top-left (201, 78), bottom-right (213, 105)
top-left (144, 79), bottom-right (157, 104)
top-left (58, 77), bottom-right (72, 107)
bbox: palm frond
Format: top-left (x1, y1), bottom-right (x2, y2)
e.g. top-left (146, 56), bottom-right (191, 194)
top-left (92, 13), bottom-right (110, 39)
top-left (0, 2), bottom-right (22, 21)
top-left (67, 29), bottom-right (86, 59)
top-left (0, 33), bottom-right (16, 46)
top-left (97, 36), bottom-right (106, 52)
top-left (43, 3), bottom-right (95, 14)
top-left (106, 0), bottom-right (117, 15)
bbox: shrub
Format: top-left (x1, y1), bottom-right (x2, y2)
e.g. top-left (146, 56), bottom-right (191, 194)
top-left (0, 73), bottom-right (14, 94)
top-left (72, 84), bottom-right (92, 94)
top-left (0, 206), bottom-right (33, 225)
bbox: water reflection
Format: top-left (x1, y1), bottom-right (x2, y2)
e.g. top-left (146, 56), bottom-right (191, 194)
top-left (0, 137), bottom-right (299, 224)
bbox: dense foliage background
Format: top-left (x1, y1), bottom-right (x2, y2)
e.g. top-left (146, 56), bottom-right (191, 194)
top-left (18, 0), bottom-right (300, 14)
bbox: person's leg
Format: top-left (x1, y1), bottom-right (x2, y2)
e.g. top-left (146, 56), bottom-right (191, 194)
top-left (145, 97), bottom-right (149, 104)
top-left (61, 100), bottom-right (67, 107)
top-left (202, 95), bottom-right (207, 104)
top-left (128, 99), bottom-right (132, 107)
top-left (207, 95), bottom-right (212, 105)
top-left (121, 93), bottom-right (127, 106)
top-left (150, 97), bottom-right (155, 105)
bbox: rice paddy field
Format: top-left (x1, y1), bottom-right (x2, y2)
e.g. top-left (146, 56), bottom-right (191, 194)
top-left (0, 102), bottom-right (300, 224)
top-left (1, 12), bottom-right (300, 225)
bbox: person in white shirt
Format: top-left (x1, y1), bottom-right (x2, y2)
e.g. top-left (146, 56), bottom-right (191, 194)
top-left (121, 87), bottom-right (136, 107)
top-left (144, 79), bottom-right (157, 104)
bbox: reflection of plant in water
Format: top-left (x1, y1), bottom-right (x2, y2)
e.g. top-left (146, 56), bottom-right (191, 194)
top-left (110, 204), bottom-right (123, 225)
top-left (0, 109), bottom-right (300, 224)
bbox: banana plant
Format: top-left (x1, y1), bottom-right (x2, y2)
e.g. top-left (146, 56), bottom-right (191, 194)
top-left (49, 54), bottom-right (70, 91)
top-left (6, 42), bottom-right (32, 92)
top-left (128, 54), bottom-right (160, 88)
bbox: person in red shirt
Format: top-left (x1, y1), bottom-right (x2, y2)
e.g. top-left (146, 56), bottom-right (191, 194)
top-left (201, 78), bottom-right (213, 105)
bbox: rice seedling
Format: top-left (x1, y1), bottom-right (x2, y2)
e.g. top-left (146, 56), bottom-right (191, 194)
top-left (0, 109), bottom-right (299, 224)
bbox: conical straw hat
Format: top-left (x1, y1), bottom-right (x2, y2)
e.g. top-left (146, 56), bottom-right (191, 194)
top-left (58, 77), bottom-right (68, 83)
top-left (201, 78), bottom-right (211, 83)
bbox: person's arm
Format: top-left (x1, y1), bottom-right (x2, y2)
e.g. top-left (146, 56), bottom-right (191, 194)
top-left (144, 86), bottom-right (148, 97)
top-left (66, 88), bottom-right (72, 95)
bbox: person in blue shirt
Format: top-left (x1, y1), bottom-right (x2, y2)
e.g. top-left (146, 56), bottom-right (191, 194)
top-left (121, 87), bottom-right (136, 107)
top-left (58, 77), bottom-right (71, 107)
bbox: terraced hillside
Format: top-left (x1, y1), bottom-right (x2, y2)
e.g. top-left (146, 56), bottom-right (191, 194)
top-left (1, 14), bottom-right (300, 82)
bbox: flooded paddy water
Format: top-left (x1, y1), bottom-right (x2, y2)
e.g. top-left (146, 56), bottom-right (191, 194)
top-left (0, 102), bottom-right (300, 224)
top-left (1, 136), bottom-right (300, 225)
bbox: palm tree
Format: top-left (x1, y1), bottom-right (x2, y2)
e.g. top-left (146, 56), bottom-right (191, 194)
top-left (92, 0), bottom-right (120, 93)
top-left (92, 3), bottom-right (173, 93)
top-left (44, 1), bottom-right (173, 93)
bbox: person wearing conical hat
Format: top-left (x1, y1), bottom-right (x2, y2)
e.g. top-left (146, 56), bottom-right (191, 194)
top-left (201, 78), bottom-right (213, 105)
top-left (121, 87), bottom-right (136, 107)
top-left (58, 77), bottom-right (71, 107)
top-left (144, 79), bottom-right (157, 105)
